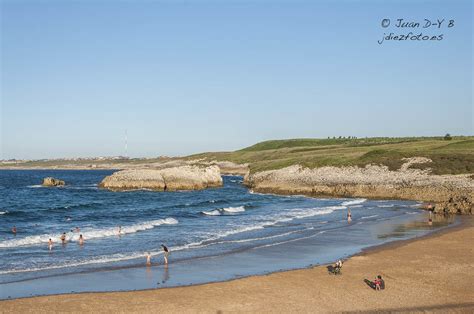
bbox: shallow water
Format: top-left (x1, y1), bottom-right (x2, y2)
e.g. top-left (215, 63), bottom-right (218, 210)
top-left (0, 170), bottom-right (456, 299)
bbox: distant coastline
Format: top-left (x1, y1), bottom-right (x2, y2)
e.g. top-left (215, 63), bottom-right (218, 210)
top-left (2, 137), bottom-right (473, 214)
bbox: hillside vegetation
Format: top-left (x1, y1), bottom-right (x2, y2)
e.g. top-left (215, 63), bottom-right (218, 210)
top-left (188, 136), bottom-right (474, 175)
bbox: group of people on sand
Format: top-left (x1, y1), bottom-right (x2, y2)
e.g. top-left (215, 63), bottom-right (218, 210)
top-left (12, 225), bottom-right (170, 264)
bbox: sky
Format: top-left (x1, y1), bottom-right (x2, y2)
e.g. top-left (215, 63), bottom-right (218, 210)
top-left (1, 0), bottom-right (472, 159)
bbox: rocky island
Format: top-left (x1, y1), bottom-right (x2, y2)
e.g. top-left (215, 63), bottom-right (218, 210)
top-left (42, 177), bottom-right (66, 187)
top-left (99, 165), bottom-right (223, 191)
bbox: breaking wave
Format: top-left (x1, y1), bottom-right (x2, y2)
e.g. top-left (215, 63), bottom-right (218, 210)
top-left (341, 199), bottom-right (367, 206)
top-left (202, 206), bottom-right (246, 216)
top-left (0, 218), bottom-right (178, 249)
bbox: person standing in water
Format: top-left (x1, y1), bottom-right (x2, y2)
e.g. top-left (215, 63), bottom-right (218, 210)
top-left (118, 225), bottom-right (122, 236)
top-left (60, 232), bottom-right (67, 244)
top-left (12, 226), bottom-right (17, 235)
top-left (161, 244), bottom-right (169, 265)
top-left (347, 208), bottom-right (352, 223)
top-left (79, 234), bottom-right (84, 246)
top-left (146, 252), bottom-right (151, 266)
top-left (48, 238), bottom-right (53, 251)
top-left (428, 211), bottom-right (433, 226)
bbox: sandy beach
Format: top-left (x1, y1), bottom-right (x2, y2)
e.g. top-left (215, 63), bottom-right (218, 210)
top-left (1, 217), bottom-right (472, 313)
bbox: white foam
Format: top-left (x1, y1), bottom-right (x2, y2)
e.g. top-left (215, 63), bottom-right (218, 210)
top-left (0, 205), bottom-right (343, 274)
top-left (122, 188), bottom-right (154, 192)
top-left (222, 206), bottom-right (245, 213)
top-left (377, 204), bottom-right (394, 208)
top-left (210, 228), bottom-right (308, 245)
top-left (202, 210), bottom-right (221, 216)
top-left (27, 185), bottom-right (43, 188)
top-left (202, 206), bottom-right (246, 216)
top-left (202, 205), bottom-right (343, 242)
top-left (249, 190), bottom-right (307, 199)
top-left (253, 230), bottom-right (326, 249)
top-left (360, 215), bottom-right (379, 219)
top-left (341, 198), bottom-right (367, 206)
top-left (0, 218), bottom-right (178, 248)
top-left (0, 211), bottom-right (8, 215)
top-left (290, 206), bottom-right (345, 220)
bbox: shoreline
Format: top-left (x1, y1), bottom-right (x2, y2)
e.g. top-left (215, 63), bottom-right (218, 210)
top-left (1, 216), bottom-right (472, 312)
top-left (0, 209), bottom-right (451, 294)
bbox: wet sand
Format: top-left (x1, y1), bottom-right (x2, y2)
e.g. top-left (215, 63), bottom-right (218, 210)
top-left (1, 218), bottom-right (473, 313)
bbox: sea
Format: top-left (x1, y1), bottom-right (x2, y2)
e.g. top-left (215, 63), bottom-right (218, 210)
top-left (0, 170), bottom-right (457, 299)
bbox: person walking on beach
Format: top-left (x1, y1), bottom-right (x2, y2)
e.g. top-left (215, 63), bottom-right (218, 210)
top-left (60, 232), bottom-right (67, 244)
top-left (146, 252), bottom-right (151, 266)
top-left (347, 208), bottom-right (352, 223)
top-left (79, 234), bottom-right (84, 246)
top-left (161, 244), bottom-right (169, 265)
top-left (48, 238), bottom-right (53, 251)
top-left (12, 226), bottom-right (17, 235)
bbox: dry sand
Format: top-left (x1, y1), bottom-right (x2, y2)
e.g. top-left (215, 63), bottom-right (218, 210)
top-left (1, 219), bottom-right (473, 313)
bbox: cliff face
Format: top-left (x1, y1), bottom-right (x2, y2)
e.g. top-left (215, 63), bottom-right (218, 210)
top-left (244, 161), bottom-right (474, 215)
top-left (99, 166), bottom-right (223, 191)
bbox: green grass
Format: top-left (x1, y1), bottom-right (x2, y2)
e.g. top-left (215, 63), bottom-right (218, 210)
top-left (187, 136), bottom-right (474, 175)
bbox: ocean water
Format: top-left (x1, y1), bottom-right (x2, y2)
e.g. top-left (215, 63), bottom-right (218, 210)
top-left (0, 170), bottom-right (456, 299)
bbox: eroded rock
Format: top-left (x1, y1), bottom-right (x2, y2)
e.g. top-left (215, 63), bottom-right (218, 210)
top-left (245, 163), bottom-right (474, 215)
top-left (99, 166), bottom-right (223, 191)
top-left (42, 177), bottom-right (65, 187)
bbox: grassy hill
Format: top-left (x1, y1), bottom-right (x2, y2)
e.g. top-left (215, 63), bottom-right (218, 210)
top-left (188, 136), bottom-right (474, 175)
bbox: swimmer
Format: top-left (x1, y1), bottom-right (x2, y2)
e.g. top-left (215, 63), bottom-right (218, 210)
top-left (48, 238), bottom-right (53, 251)
top-left (60, 232), bottom-right (67, 244)
top-left (347, 208), bottom-right (352, 223)
top-left (118, 225), bottom-right (122, 235)
top-left (75, 227), bottom-right (80, 232)
top-left (161, 244), bottom-right (169, 265)
top-left (146, 252), bottom-right (151, 266)
top-left (79, 234), bottom-right (84, 245)
top-left (12, 226), bottom-right (17, 235)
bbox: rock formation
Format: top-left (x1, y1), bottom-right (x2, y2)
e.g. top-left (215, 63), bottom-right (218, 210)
top-left (42, 177), bottom-right (66, 187)
top-left (244, 159), bottom-right (474, 215)
top-left (210, 161), bottom-right (249, 176)
top-left (99, 165), bottom-right (223, 191)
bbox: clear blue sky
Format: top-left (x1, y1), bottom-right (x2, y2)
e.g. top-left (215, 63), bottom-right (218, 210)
top-left (1, 0), bottom-right (472, 159)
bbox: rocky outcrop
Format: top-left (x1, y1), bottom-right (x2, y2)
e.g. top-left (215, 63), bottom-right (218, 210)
top-left (210, 161), bottom-right (249, 176)
top-left (42, 177), bottom-right (66, 187)
top-left (99, 166), bottom-right (223, 191)
top-left (244, 160), bottom-right (474, 215)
